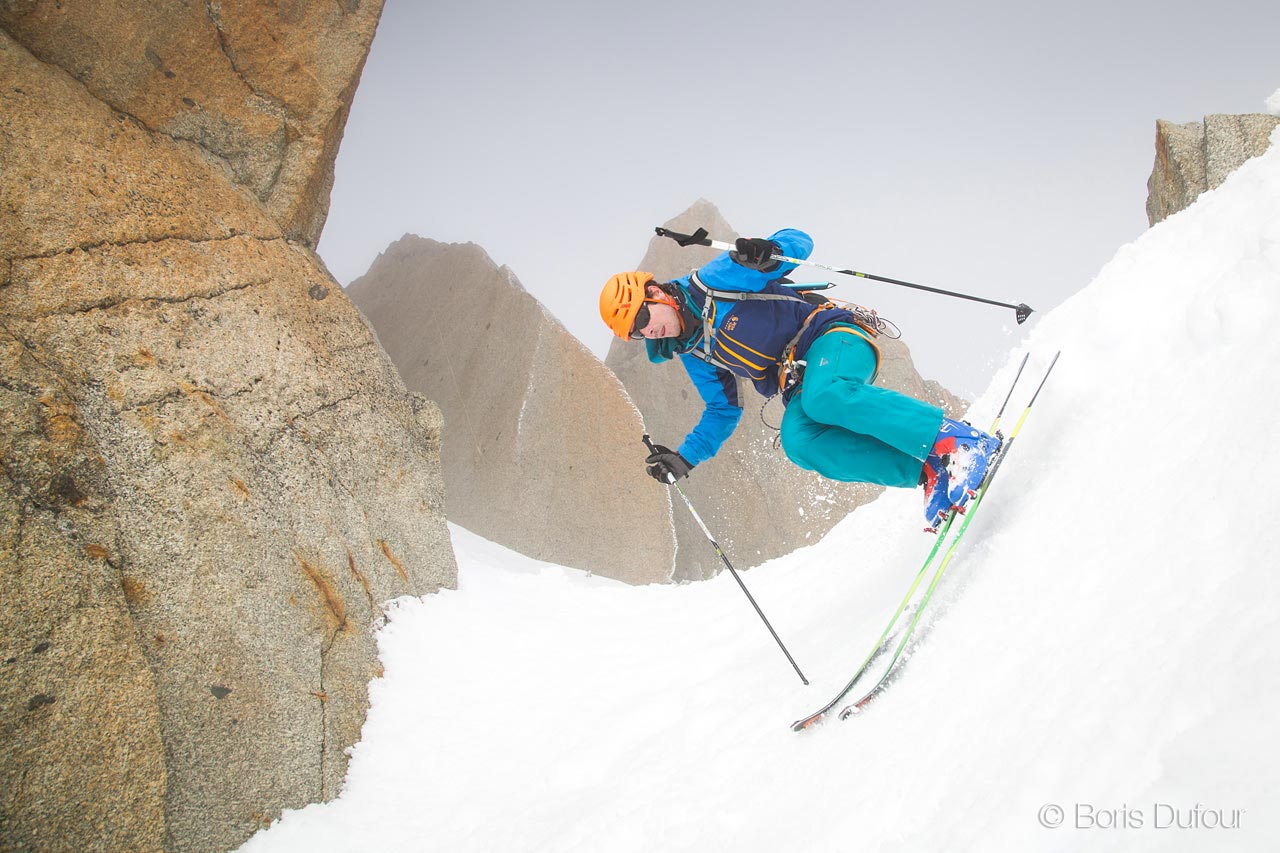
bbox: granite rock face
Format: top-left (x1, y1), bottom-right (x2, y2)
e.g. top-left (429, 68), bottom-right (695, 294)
top-left (347, 237), bottom-right (676, 585)
top-left (1, 8), bottom-right (456, 853)
top-left (605, 200), bottom-right (966, 581)
top-left (0, 0), bottom-right (382, 246)
top-left (1147, 114), bottom-right (1280, 225)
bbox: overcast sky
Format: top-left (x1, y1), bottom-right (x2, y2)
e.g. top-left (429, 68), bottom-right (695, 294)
top-left (319, 0), bottom-right (1278, 397)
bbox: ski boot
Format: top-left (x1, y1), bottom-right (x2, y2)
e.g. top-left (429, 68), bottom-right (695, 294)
top-left (930, 417), bottom-right (1002, 513)
top-left (920, 452), bottom-right (952, 533)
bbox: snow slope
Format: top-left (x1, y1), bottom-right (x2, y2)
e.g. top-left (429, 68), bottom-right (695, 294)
top-left (241, 129), bottom-right (1280, 852)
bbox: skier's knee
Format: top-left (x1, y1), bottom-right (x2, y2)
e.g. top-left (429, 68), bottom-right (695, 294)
top-left (783, 442), bottom-right (817, 472)
top-left (780, 427), bottom-right (817, 472)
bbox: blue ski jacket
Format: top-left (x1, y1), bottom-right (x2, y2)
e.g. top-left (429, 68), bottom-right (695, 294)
top-left (645, 229), bottom-right (861, 466)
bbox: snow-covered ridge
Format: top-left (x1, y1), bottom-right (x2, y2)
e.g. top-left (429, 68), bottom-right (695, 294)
top-left (243, 132), bottom-right (1280, 851)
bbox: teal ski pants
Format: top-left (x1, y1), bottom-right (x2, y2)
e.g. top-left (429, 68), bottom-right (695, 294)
top-left (781, 330), bottom-right (944, 488)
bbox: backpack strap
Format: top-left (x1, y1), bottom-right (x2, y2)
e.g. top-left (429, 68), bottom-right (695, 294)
top-left (687, 271), bottom-right (811, 364)
top-left (687, 271), bottom-right (813, 304)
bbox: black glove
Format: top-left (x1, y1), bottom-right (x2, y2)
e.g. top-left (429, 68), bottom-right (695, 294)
top-left (645, 445), bottom-right (694, 483)
top-left (729, 237), bottom-right (780, 272)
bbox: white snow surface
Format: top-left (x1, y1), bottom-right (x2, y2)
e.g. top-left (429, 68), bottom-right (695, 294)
top-left (1266, 87), bottom-right (1280, 116)
top-left (242, 135), bottom-right (1280, 851)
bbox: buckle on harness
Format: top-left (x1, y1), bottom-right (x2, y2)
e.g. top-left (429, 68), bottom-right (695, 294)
top-left (780, 355), bottom-right (806, 396)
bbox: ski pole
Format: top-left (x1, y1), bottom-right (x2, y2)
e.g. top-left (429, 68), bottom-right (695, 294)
top-left (643, 435), bottom-right (809, 686)
top-left (655, 226), bottom-right (1034, 325)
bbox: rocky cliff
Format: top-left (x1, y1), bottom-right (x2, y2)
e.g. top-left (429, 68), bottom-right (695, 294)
top-left (606, 200), bottom-right (966, 581)
top-left (0, 0), bottom-right (376, 247)
top-left (347, 237), bottom-right (676, 585)
top-left (1147, 114), bottom-right (1280, 225)
top-left (1, 5), bottom-right (455, 852)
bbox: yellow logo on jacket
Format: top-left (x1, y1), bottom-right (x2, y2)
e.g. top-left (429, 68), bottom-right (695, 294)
top-left (722, 315), bottom-right (739, 332)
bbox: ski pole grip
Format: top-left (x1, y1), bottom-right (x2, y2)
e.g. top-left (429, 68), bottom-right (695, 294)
top-left (640, 435), bottom-right (677, 485)
top-left (654, 226), bottom-right (712, 248)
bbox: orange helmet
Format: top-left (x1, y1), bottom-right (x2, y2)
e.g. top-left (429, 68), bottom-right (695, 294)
top-left (599, 271), bottom-right (654, 339)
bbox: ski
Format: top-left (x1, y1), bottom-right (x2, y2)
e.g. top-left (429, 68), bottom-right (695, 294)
top-left (836, 436), bottom-right (1014, 719)
top-left (832, 351), bottom-right (1058, 721)
top-left (792, 352), bottom-right (1057, 732)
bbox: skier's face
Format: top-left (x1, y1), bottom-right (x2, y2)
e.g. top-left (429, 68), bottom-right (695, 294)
top-left (632, 285), bottom-right (681, 340)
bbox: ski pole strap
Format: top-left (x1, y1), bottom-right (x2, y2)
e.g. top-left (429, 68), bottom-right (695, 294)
top-left (655, 226), bottom-right (712, 248)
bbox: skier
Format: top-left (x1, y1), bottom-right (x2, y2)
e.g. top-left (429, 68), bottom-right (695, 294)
top-left (599, 228), bottom-right (1001, 530)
